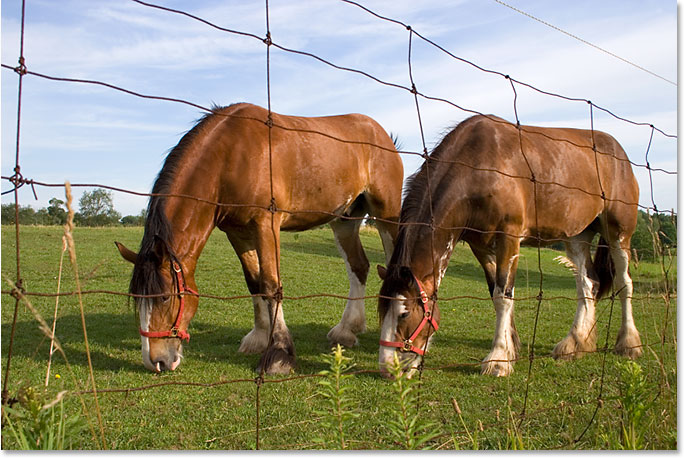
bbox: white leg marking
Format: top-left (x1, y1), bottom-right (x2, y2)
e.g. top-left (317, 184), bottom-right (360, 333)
top-left (328, 224), bottom-right (367, 346)
top-left (553, 237), bottom-right (597, 359)
top-left (611, 241), bottom-right (642, 358)
top-left (239, 296), bottom-right (271, 354)
top-left (482, 286), bottom-right (516, 376)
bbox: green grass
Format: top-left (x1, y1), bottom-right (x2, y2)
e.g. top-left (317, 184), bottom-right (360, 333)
top-left (1, 225), bottom-right (677, 449)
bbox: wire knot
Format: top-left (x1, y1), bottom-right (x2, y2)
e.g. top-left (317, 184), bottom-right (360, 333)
top-left (270, 286), bottom-right (283, 303)
top-left (254, 375), bottom-right (264, 387)
top-left (263, 32), bottom-right (272, 46)
top-left (14, 57), bottom-right (27, 76)
top-left (265, 114), bottom-right (273, 128)
top-left (410, 83), bottom-right (418, 95)
top-left (10, 279), bottom-right (25, 300)
top-left (268, 197), bottom-right (277, 214)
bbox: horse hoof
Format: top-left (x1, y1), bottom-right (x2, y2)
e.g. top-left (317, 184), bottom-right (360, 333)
top-left (615, 329), bottom-right (642, 359)
top-left (238, 329), bottom-right (269, 354)
top-left (257, 347), bottom-right (296, 375)
top-left (552, 332), bottom-right (596, 360)
top-left (327, 325), bottom-right (359, 347)
top-left (481, 361), bottom-right (513, 377)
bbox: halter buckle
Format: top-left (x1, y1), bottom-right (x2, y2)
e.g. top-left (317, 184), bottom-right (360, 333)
top-left (424, 310), bottom-right (432, 319)
top-left (401, 340), bottom-right (413, 352)
top-left (173, 262), bottom-right (182, 273)
top-left (169, 327), bottom-right (180, 338)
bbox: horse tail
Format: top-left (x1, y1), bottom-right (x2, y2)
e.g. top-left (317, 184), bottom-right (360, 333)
top-left (593, 235), bottom-right (614, 300)
top-left (389, 133), bottom-right (403, 151)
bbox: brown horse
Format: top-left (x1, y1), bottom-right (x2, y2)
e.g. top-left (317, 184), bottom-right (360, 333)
top-left (377, 114), bottom-right (641, 377)
top-left (115, 103), bottom-right (403, 374)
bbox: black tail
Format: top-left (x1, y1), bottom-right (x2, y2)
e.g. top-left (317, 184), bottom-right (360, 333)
top-left (389, 133), bottom-right (403, 151)
top-left (593, 235), bottom-right (614, 300)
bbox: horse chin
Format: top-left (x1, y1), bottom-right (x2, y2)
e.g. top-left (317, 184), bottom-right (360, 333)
top-left (379, 352), bottom-right (421, 379)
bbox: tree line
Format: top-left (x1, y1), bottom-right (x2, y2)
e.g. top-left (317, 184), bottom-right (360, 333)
top-left (1, 189), bottom-right (676, 260)
top-left (1, 189), bottom-right (146, 227)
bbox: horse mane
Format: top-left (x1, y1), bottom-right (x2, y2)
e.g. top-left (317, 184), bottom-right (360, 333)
top-left (129, 105), bottom-right (227, 297)
top-left (390, 114), bottom-right (497, 270)
top-left (389, 122), bottom-right (464, 269)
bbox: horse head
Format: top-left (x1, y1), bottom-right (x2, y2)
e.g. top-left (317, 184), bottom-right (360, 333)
top-left (377, 264), bottom-right (440, 379)
top-left (115, 240), bottom-right (199, 373)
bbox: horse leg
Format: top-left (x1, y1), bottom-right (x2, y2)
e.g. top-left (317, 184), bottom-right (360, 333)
top-left (328, 218), bottom-right (369, 347)
top-left (481, 234), bottom-right (521, 377)
top-left (365, 190), bottom-right (401, 265)
top-left (469, 244), bottom-right (496, 297)
top-left (553, 231), bottom-right (599, 360)
top-left (375, 219), bottom-right (398, 265)
top-left (254, 219), bottom-right (296, 375)
top-left (610, 238), bottom-right (642, 359)
top-left (225, 232), bottom-right (271, 354)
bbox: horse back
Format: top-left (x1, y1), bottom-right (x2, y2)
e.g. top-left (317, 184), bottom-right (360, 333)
top-left (206, 104), bottom-right (401, 229)
top-left (433, 115), bottom-right (638, 243)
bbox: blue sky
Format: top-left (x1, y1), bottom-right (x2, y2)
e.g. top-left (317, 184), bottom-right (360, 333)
top-left (1, 0), bottom-right (677, 217)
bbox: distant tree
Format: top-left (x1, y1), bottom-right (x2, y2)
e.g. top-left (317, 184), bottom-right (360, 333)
top-left (47, 198), bottom-right (67, 225)
top-left (631, 210), bottom-right (677, 261)
top-left (121, 208), bottom-right (147, 226)
top-left (1, 203), bottom-right (17, 224)
top-left (1, 203), bottom-right (39, 225)
top-left (77, 189), bottom-right (121, 226)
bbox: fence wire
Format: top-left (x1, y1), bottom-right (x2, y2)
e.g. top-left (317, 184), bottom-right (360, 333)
top-left (0, 0), bottom-right (677, 450)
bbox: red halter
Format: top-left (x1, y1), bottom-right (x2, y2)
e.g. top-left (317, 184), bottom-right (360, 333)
top-left (139, 260), bottom-right (197, 342)
top-left (379, 275), bottom-right (439, 356)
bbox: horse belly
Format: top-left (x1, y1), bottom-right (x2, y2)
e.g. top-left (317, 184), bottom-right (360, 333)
top-left (279, 162), bottom-right (365, 231)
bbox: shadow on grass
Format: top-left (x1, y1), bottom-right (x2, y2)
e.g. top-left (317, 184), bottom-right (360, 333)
top-left (2, 314), bottom-right (385, 377)
top-left (3, 309), bottom-right (559, 381)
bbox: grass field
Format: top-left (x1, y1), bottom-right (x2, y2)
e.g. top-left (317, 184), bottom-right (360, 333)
top-left (1, 225), bottom-right (677, 449)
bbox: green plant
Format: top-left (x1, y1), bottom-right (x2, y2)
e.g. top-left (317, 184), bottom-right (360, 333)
top-left (599, 361), bottom-right (655, 449)
top-left (314, 344), bottom-right (359, 449)
top-left (385, 355), bottom-right (440, 450)
top-left (2, 386), bottom-right (86, 450)
top-left (616, 361), bottom-right (654, 449)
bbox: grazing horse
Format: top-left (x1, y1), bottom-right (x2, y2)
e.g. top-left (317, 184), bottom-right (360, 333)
top-left (377, 114), bottom-right (641, 377)
top-left (115, 103), bottom-right (403, 374)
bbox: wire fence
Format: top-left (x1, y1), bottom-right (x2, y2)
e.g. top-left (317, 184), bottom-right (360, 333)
top-left (1, 0), bottom-right (677, 450)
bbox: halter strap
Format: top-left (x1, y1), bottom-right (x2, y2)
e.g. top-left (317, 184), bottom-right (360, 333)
top-left (379, 274), bottom-right (438, 356)
top-left (139, 260), bottom-right (197, 342)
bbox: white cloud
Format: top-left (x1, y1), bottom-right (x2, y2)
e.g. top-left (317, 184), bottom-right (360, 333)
top-left (1, 0), bottom-right (676, 215)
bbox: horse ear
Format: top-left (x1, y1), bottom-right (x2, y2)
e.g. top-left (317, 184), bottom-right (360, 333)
top-left (377, 265), bottom-right (387, 280)
top-left (399, 266), bottom-right (414, 284)
top-left (151, 236), bottom-right (168, 263)
top-left (115, 241), bottom-right (138, 264)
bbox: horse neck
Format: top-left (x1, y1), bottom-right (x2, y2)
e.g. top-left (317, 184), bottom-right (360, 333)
top-left (156, 150), bottom-right (221, 278)
top-left (392, 224), bottom-right (459, 298)
top-left (162, 199), bottom-right (216, 278)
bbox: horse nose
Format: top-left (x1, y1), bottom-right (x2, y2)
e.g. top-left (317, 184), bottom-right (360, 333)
top-left (152, 354), bottom-right (179, 372)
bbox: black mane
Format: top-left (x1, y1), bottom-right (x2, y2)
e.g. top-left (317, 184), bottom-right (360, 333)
top-left (389, 122), bottom-right (464, 269)
top-left (129, 107), bottom-right (224, 297)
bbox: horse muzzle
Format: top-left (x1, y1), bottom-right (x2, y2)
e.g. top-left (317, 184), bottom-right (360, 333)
top-left (142, 338), bottom-right (183, 372)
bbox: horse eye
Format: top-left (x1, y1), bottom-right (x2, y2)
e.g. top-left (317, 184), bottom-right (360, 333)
top-left (161, 296), bottom-right (170, 304)
top-left (399, 311), bottom-right (410, 320)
